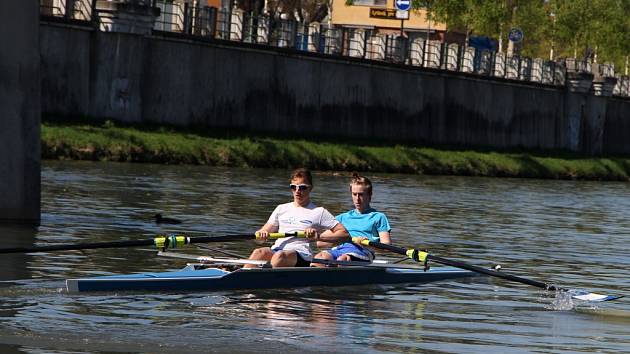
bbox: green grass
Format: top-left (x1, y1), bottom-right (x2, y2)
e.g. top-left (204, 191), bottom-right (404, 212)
top-left (41, 120), bottom-right (630, 181)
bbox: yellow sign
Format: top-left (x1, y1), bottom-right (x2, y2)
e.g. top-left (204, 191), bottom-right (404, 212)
top-left (369, 8), bottom-right (398, 20)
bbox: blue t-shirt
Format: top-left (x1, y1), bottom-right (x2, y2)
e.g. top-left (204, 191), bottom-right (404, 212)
top-left (336, 208), bottom-right (391, 242)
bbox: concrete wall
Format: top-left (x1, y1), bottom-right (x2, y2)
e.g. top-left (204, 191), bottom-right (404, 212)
top-left (40, 23), bottom-right (92, 118)
top-left (40, 22), bottom-right (630, 155)
top-left (0, 1), bottom-right (41, 223)
top-left (603, 98), bottom-right (630, 155)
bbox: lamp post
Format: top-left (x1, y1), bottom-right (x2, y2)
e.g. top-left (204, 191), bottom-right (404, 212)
top-left (549, 12), bottom-right (556, 60)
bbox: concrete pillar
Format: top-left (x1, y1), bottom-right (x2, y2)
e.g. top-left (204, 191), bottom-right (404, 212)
top-left (409, 37), bottom-right (425, 66)
top-left (460, 46), bottom-right (475, 73)
top-left (424, 40), bottom-right (441, 68)
top-left (369, 35), bottom-right (386, 61)
top-left (531, 58), bottom-right (543, 83)
top-left (96, 0), bottom-right (160, 35)
top-left (542, 61), bottom-right (554, 84)
top-left (0, 1), bottom-right (41, 224)
top-left (519, 57), bottom-right (532, 81)
top-left (445, 43), bottom-right (459, 71)
top-left (583, 64), bottom-right (617, 155)
top-left (493, 52), bottom-right (505, 78)
top-left (257, 15), bottom-right (270, 44)
top-left (562, 59), bottom-right (593, 152)
top-left (347, 29), bottom-right (365, 58)
top-left (230, 8), bottom-right (243, 41)
top-left (505, 55), bottom-right (519, 79)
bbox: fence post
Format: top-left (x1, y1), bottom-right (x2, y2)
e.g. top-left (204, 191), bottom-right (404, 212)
top-left (183, 2), bottom-right (191, 34)
top-left (363, 30), bottom-right (369, 59)
top-left (401, 36), bottom-right (408, 64)
top-left (227, 3), bottom-right (233, 40)
top-left (339, 28), bottom-right (346, 55)
top-left (65, 0), bottom-right (75, 20)
top-left (291, 19), bottom-right (298, 48)
top-left (422, 39), bottom-right (427, 66)
top-left (503, 55), bottom-right (507, 78)
top-left (193, 1), bottom-right (201, 36)
top-left (91, 0), bottom-right (98, 25)
top-left (209, 6), bottom-right (217, 37)
top-left (239, 11), bottom-right (246, 42)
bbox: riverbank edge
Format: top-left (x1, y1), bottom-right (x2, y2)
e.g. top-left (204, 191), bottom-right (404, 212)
top-left (41, 120), bottom-right (630, 181)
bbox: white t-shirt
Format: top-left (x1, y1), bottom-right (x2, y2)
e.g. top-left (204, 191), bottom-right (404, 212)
top-left (267, 202), bottom-right (339, 260)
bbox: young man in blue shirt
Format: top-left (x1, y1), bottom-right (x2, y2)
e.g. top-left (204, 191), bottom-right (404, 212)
top-left (312, 173), bottom-right (391, 266)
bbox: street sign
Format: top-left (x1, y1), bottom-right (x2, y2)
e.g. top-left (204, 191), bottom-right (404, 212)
top-left (508, 28), bottom-right (524, 43)
top-left (395, 10), bottom-right (409, 20)
top-left (369, 8), bottom-right (397, 19)
top-left (394, 0), bottom-right (411, 12)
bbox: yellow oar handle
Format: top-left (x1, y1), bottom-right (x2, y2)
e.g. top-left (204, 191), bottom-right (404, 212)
top-left (154, 235), bottom-right (188, 249)
top-left (352, 237), bottom-right (370, 246)
top-left (351, 237), bottom-right (428, 263)
top-left (152, 232), bottom-right (306, 250)
top-left (406, 249), bottom-right (428, 263)
top-left (256, 231), bottom-right (305, 240)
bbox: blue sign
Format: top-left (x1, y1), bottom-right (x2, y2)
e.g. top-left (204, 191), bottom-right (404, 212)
top-left (508, 28), bottom-right (524, 43)
top-left (395, 0), bottom-right (411, 11)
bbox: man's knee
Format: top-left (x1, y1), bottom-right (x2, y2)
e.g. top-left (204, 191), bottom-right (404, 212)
top-left (271, 250), bottom-right (296, 267)
top-left (250, 247), bottom-right (272, 260)
top-left (336, 254), bottom-right (352, 262)
top-left (311, 251), bottom-right (332, 267)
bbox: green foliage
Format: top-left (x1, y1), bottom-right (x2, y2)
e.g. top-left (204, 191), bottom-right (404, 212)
top-left (419, 0), bottom-right (629, 70)
top-left (41, 121), bottom-right (630, 181)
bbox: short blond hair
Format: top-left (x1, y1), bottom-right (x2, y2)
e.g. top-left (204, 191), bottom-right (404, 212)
top-left (349, 172), bottom-right (372, 194)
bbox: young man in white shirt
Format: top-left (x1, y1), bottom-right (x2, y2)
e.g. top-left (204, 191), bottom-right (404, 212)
top-left (245, 168), bottom-right (349, 268)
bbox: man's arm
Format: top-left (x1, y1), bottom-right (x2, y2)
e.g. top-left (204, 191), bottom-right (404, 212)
top-left (378, 231), bottom-right (391, 245)
top-left (255, 223), bottom-right (279, 243)
top-left (317, 223), bottom-right (349, 245)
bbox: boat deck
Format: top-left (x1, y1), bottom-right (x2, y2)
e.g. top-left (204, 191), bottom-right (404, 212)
top-left (66, 265), bottom-right (477, 293)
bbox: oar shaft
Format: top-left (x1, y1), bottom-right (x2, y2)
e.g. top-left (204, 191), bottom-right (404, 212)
top-left (361, 239), bottom-right (555, 291)
top-left (0, 239), bottom-right (154, 254)
top-left (427, 254), bottom-right (553, 291)
top-left (0, 232), bottom-right (304, 254)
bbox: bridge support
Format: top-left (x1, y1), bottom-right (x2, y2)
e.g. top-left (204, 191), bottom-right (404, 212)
top-left (0, 1), bottom-right (41, 224)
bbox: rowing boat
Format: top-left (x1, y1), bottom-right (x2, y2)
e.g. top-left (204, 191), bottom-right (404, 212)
top-left (4, 233), bottom-right (618, 301)
top-left (0, 232), bottom-right (623, 302)
top-left (65, 256), bottom-right (477, 293)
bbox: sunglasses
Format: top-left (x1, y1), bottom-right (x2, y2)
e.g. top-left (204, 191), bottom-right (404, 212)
top-left (290, 184), bottom-right (311, 191)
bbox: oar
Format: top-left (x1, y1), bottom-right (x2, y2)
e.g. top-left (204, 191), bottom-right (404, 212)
top-left (356, 238), bottom-right (622, 302)
top-left (0, 232), bottom-right (304, 254)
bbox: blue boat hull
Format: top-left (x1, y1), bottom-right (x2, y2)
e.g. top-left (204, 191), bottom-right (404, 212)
top-left (66, 265), bottom-right (477, 293)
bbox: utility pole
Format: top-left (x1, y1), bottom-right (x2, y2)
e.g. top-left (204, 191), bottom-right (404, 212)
top-left (549, 12), bottom-right (556, 60)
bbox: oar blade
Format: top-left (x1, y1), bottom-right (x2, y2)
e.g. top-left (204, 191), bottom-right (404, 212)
top-left (357, 240), bottom-right (624, 303)
top-left (569, 290), bottom-right (623, 302)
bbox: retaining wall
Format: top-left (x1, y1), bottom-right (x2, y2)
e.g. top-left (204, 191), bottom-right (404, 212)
top-left (40, 21), bottom-right (630, 155)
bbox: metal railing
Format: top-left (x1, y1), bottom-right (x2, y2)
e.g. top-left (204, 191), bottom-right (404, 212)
top-left (40, 0), bottom-right (95, 21)
top-left (40, 0), bottom-right (630, 96)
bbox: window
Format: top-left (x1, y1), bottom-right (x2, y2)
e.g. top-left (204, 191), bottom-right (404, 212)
top-left (352, 0), bottom-right (387, 7)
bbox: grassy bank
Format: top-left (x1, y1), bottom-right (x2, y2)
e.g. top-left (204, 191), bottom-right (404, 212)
top-left (41, 120), bottom-right (630, 181)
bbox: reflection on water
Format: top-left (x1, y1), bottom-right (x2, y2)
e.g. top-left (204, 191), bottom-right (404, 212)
top-left (1, 161), bottom-right (629, 353)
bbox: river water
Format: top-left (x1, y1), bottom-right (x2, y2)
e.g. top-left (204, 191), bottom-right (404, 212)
top-left (1, 161), bottom-right (629, 353)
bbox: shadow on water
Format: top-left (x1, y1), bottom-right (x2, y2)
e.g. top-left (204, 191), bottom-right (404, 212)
top-left (0, 225), bottom-right (37, 282)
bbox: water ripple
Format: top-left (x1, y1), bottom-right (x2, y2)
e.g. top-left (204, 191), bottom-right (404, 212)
top-left (0, 162), bottom-right (628, 353)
